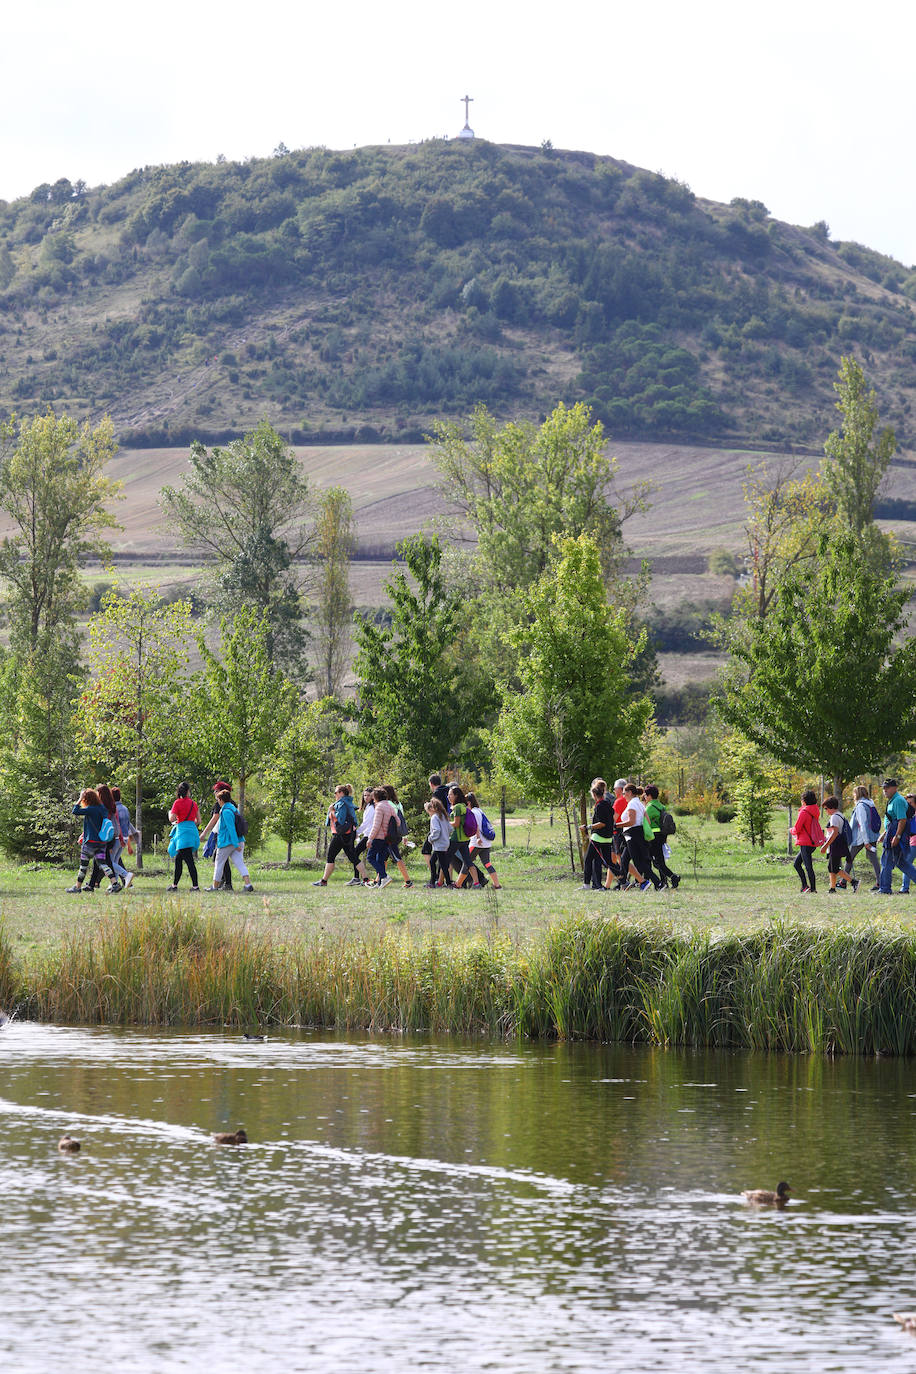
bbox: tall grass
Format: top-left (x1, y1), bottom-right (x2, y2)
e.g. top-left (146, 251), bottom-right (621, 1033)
top-left (5, 906), bottom-right (916, 1055)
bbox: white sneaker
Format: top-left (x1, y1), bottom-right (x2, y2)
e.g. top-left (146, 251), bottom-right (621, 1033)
top-left (346, 876), bottom-right (363, 886)
top-left (378, 875), bottom-right (392, 888)
top-left (123, 872), bottom-right (134, 888)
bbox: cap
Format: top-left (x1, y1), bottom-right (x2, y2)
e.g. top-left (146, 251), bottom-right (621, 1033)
top-left (613, 778), bottom-right (628, 790)
top-left (883, 778), bottom-right (898, 788)
top-left (212, 779), bottom-right (230, 791)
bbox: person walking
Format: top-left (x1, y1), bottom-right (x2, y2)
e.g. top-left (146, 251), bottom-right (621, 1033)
top-left (423, 773), bottom-right (452, 883)
top-left (609, 778), bottom-right (630, 891)
top-left (580, 778), bottom-right (615, 890)
top-left (424, 798), bottom-right (454, 888)
top-left (790, 789), bottom-right (824, 894)
top-left (879, 778), bottom-right (916, 895)
top-left (465, 790), bottom-right (502, 888)
top-left (843, 785), bottom-right (881, 890)
top-left (619, 784), bottom-right (657, 890)
top-left (383, 785), bottom-right (414, 888)
top-left (85, 783), bottom-right (132, 891)
top-left (448, 785), bottom-right (482, 889)
top-left (207, 781), bottom-right (235, 891)
top-left (365, 786), bottom-right (397, 887)
top-left (351, 788), bottom-right (375, 885)
top-left (313, 784), bottom-right (364, 887)
top-left (900, 793), bottom-right (916, 895)
top-left (67, 789), bottom-right (122, 893)
top-left (167, 781), bottom-right (201, 891)
top-left (200, 788), bottom-right (254, 892)
top-left (819, 797), bottom-right (856, 894)
top-left (644, 784), bottom-right (680, 889)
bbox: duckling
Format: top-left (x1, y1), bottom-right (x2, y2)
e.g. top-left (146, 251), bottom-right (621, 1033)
top-left (58, 1134), bottom-right (81, 1153)
top-left (894, 1313), bottom-right (916, 1333)
top-left (213, 1127), bottom-right (248, 1146)
top-left (741, 1181), bottom-right (790, 1207)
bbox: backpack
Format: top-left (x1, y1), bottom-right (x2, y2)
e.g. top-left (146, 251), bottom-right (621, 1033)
top-left (867, 802), bottom-right (881, 836)
top-left (99, 817), bottom-right (115, 843)
top-left (396, 805), bottom-right (409, 839)
top-left (479, 811), bottom-right (496, 842)
top-left (840, 815), bottom-right (853, 847)
top-left (462, 807), bottom-right (477, 839)
top-left (658, 808), bottom-right (676, 838)
top-left (385, 812), bottom-right (400, 846)
top-left (234, 810), bottom-right (248, 839)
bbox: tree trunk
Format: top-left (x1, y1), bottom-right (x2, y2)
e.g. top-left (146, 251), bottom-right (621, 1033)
top-left (500, 786), bottom-right (506, 848)
top-left (135, 770), bottom-right (143, 870)
top-left (239, 773), bottom-right (246, 813)
top-left (563, 798), bottom-right (577, 873)
top-left (577, 792), bottom-right (587, 867)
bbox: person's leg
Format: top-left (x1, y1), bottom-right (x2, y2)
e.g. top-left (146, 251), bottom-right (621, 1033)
top-left (476, 846), bottom-right (501, 888)
top-left (171, 851), bottom-right (183, 888)
top-left (110, 840), bottom-right (129, 881)
top-left (880, 843), bottom-right (896, 894)
top-left (368, 839), bottom-right (388, 883)
top-left (801, 846), bottom-right (816, 893)
top-left (318, 832), bottom-right (344, 884)
top-left (213, 846), bottom-right (232, 887)
top-left (454, 840), bottom-right (474, 888)
top-left (793, 850), bottom-right (806, 890)
top-left (651, 837), bottom-right (679, 887)
top-left (185, 849), bottom-right (199, 889)
top-left (229, 847), bottom-right (250, 880)
top-left (894, 846), bottom-right (916, 892)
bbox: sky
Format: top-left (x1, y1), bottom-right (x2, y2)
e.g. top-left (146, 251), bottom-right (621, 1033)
top-left (5, 0), bottom-right (916, 264)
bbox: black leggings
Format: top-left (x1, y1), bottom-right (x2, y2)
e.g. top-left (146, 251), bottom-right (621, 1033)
top-left (173, 847), bottom-right (198, 887)
top-left (794, 845), bottom-right (816, 891)
top-left (584, 841), bottom-right (613, 887)
top-left (430, 852), bottom-right (453, 885)
top-left (650, 836), bottom-right (678, 885)
top-left (328, 831), bottom-right (357, 866)
top-left (624, 828), bottom-right (657, 886)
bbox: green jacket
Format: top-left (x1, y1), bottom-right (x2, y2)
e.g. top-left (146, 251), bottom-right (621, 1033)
top-left (645, 799), bottom-right (666, 836)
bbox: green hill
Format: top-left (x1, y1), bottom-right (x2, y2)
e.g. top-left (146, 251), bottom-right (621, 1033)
top-left (2, 140), bottom-right (916, 448)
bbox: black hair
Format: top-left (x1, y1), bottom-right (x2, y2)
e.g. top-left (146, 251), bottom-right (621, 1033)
top-left (802, 789), bottom-right (817, 806)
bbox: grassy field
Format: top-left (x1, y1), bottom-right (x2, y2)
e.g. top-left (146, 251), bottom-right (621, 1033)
top-left (4, 811), bottom-right (913, 971)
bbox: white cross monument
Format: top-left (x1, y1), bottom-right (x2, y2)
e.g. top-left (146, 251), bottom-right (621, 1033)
top-left (458, 95), bottom-right (475, 140)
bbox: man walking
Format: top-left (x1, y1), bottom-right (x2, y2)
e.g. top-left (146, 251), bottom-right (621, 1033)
top-left (879, 778), bottom-right (916, 895)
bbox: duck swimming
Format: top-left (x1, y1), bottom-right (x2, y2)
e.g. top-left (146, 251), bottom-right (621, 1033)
top-left (894, 1313), bottom-right (916, 1333)
top-left (58, 1135), bottom-right (81, 1153)
top-left (741, 1181), bottom-right (790, 1207)
top-left (214, 1127), bottom-right (248, 1146)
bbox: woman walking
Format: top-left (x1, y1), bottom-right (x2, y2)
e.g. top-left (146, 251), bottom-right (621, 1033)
top-left (424, 798), bottom-right (453, 888)
top-left (200, 788), bottom-right (254, 892)
top-left (313, 784), bottom-right (365, 887)
top-left (465, 791), bottom-right (501, 888)
top-left (383, 785), bottom-right (414, 888)
top-left (843, 784), bottom-right (882, 890)
top-left (365, 787), bottom-right (397, 888)
top-left (791, 788), bottom-right (824, 894)
top-left (167, 782), bottom-right (201, 891)
top-left (580, 778), bottom-right (615, 890)
top-left (448, 785), bottom-right (481, 889)
top-left (619, 784), bottom-right (657, 890)
top-left (85, 783), bottom-right (132, 891)
top-left (67, 789), bottom-right (122, 893)
top-left (351, 788), bottom-right (375, 885)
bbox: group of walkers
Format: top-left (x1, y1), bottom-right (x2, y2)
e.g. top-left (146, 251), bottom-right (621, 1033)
top-left (312, 775), bottom-right (502, 890)
top-left (790, 779), bottom-right (916, 896)
top-left (68, 780), bottom-right (253, 894)
top-left (581, 777), bottom-right (680, 891)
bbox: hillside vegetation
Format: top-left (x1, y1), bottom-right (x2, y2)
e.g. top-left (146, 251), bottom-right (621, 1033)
top-left (2, 141), bottom-right (916, 448)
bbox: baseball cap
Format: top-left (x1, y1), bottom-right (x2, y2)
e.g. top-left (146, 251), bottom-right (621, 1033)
top-left (883, 778), bottom-right (898, 788)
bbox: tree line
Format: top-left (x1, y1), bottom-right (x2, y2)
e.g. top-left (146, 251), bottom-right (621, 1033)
top-left (0, 356), bottom-right (911, 872)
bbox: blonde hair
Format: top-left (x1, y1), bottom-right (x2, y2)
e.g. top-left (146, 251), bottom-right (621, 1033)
top-left (427, 797), bottom-right (448, 820)
top-left (854, 784), bottom-right (869, 800)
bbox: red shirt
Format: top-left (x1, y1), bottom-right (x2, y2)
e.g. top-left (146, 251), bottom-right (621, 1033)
top-left (793, 803), bottom-right (824, 848)
top-left (172, 796), bottom-right (199, 824)
top-left (613, 795), bottom-right (628, 829)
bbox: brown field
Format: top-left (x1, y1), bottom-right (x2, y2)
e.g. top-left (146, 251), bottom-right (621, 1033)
top-left (53, 436), bottom-right (916, 690)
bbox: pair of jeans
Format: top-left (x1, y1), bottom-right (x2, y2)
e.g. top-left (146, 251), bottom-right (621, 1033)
top-left (793, 845), bottom-right (816, 891)
top-left (429, 851), bottom-right (452, 885)
top-left (880, 841), bottom-right (916, 893)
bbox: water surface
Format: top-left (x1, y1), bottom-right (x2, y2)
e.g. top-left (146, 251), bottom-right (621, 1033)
top-left (2, 1023), bottom-right (916, 1371)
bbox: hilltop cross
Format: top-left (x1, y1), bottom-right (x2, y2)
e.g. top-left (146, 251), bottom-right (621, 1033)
top-left (461, 94), bottom-right (473, 124)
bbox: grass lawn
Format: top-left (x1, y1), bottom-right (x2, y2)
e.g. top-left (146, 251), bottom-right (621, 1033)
top-left (3, 810), bottom-right (913, 968)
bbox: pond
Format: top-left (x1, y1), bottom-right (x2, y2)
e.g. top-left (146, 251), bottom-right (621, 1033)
top-left (2, 1023), bottom-right (916, 1371)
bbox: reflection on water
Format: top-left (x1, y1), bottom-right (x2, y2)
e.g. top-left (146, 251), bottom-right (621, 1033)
top-left (2, 1023), bottom-right (916, 1370)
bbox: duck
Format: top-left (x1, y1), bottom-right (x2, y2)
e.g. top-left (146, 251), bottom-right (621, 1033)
top-left (214, 1127), bottom-right (248, 1146)
top-left (741, 1181), bottom-right (790, 1207)
top-left (58, 1135), bottom-right (81, 1153)
top-left (894, 1313), bottom-right (916, 1333)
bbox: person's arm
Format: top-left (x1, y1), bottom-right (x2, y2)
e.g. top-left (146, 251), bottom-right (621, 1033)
top-left (820, 821), bottom-right (839, 854)
top-left (200, 813), bottom-right (217, 840)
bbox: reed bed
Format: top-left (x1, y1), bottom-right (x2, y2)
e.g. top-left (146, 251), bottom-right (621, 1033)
top-left (5, 906), bottom-right (916, 1055)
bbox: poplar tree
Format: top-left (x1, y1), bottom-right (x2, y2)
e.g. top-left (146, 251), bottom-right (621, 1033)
top-left (313, 486), bottom-right (354, 698)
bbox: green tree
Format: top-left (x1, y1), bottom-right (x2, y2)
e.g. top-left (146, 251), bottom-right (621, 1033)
top-left (76, 590), bottom-right (195, 866)
top-left (353, 535), bottom-right (484, 767)
top-left (0, 410), bottom-right (121, 654)
top-left (188, 605), bottom-right (298, 812)
top-left (823, 355), bottom-right (895, 537)
top-left (313, 486), bottom-right (354, 698)
top-left (719, 732), bottom-right (780, 848)
top-left (160, 420), bottom-right (314, 677)
top-left (261, 702), bottom-right (326, 862)
top-left (719, 530), bottom-right (916, 795)
top-left (430, 401), bottom-right (648, 593)
top-left (493, 534), bottom-right (654, 854)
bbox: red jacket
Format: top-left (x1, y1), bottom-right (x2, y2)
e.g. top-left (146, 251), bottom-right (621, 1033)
top-left (792, 803), bottom-right (824, 848)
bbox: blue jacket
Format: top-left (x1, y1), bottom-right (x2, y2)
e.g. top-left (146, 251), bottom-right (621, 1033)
top-left (172, 819), bottom-right (200, 852)
top-left (217, 802), bottom-right (240, 848)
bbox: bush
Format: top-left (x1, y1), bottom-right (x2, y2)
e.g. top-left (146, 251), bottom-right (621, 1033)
top-left (715, 805), bottom-right (737, 824)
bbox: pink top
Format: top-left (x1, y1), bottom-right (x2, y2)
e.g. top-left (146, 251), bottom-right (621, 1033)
top-left (792, 803), bottom-right (824, 848)
top-left (369, 799), bottom-right (396, 842)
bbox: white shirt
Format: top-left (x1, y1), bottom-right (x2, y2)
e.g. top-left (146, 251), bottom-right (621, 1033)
top-left (357, 803), bottom-right (375, 839)
top-left (622, 797), bottom-right (646, 830)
